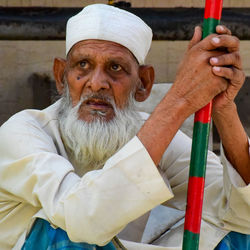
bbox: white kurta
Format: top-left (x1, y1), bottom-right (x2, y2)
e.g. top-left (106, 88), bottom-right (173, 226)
top-left (0, 100), bottom-right (249, 250)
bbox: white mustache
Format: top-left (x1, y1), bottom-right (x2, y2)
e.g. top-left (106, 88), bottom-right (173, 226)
top-left (80, 93), bottom-right (114, 107)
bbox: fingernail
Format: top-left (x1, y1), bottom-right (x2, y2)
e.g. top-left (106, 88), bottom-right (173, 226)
top-left (211, 57), bottom-right (218, 64)
top-left (212, 37), bottom-right (220, 44)
top-left (218, 25), bottom-right (224, 31)
top-left (213, 66), bottom-right (221, 72)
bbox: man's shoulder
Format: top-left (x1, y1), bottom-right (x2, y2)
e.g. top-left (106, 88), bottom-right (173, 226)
top-left (1, 100), bottom-right (61, 130)
top-left (0, 100), bottom-right (67, 162)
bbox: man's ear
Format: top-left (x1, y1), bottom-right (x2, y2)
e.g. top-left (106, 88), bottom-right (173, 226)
top-left (135, 65), bottom-right (155, 102)
top-left (53, 57), bottom-right (66, 95)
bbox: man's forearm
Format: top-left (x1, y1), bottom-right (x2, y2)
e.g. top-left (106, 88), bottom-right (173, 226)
top-left (213, 103), bottom-right (250, 184)
top-left (137, 90), bottom-right (189, 167)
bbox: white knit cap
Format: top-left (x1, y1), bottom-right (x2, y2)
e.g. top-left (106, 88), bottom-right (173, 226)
top-left (66, 4), bottom-right (152, 65)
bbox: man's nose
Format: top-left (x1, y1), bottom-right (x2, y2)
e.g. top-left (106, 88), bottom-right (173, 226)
top-left (86, 67), bottom-right (110, 92)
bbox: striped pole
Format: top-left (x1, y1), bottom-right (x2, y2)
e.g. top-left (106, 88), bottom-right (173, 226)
top-left (182, 1), bottom-right (223, 249)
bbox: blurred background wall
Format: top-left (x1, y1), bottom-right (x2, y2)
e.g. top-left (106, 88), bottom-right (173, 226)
top-left (0, 0), bottom-right (250, 152)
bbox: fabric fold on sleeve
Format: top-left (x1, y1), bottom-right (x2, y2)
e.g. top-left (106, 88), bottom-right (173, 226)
top-left (218, 140), bottom-right (250, 234)
top-left (63, 136), bottom-right (173, 245)
top-left (0, 115), bottom-right (173, 247)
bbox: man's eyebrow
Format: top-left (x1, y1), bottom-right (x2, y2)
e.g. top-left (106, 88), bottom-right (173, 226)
top-left (107, 57), bottom-right (131, 67)
top-left (107, 53), bottom-right (139, 66)
top-left (72, 53), bottom-right (92, 60)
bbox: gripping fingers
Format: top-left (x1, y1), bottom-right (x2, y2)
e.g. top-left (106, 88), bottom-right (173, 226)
top-left (210, 52), bottom-right (242, 69)
top-left (211, 35), bottom-right (240, 52)
top-left (200, 34), bottom-right (239, 52)
top-left (188, 26), bottom-right (202, 50)
top-left (212, 66), bottom-right (245, 84)
top-left (216, 25), bottom-right (232, 35)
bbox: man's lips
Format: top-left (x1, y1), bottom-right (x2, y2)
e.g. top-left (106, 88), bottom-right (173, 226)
top-left (83, 98), bottom-right (113, 110)
top-left (78, 97), bottom-right (115, 121)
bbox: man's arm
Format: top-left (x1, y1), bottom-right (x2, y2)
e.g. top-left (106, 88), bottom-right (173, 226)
top-left (213, 104), bottom-right (250, 184)
top-left (208, 26), bottom-right (250, 184)
top-left (0, 110), bottom-right (172, 247)
top-left (137, 26), bottom-right (219, 166)
top-left (138, 25), bottom-right (249, 184)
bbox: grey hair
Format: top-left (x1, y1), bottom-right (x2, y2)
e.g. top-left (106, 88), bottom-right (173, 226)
top-left (58, 83), bottom-right (143, 176)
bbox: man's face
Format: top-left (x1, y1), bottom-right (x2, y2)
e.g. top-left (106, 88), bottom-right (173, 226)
top-left (64, 39), bottom-right (140, 122)
top-left (55, 39), bottom-right (154, 174)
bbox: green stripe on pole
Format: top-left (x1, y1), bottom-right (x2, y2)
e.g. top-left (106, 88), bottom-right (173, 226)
top-left (183, 230), bottom-right (200, 250)
top-left (183, 1), bottom-right (223, 249)
top-left (203, 18), bottom-right (220, 38)
top-left (189, 122), bottom-right (210, 177)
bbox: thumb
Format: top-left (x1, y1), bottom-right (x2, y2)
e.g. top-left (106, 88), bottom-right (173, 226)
top-left (188, 26), bottom-right (202, 50)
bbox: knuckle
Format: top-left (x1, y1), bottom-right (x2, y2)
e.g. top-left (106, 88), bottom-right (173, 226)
top-left (238, 70), bottom-right (245, 83)
top-left (234, 51), bottom-right (241, 60)
top-left (202, 53), bottom-right (210, 62)
top-left (232, 36), bottom-right (240, 46)
top-left (242, 71), bottom-right (246, 80)
top-left (228, 52), bottom-right (242, 69)
top-left (219, 54), bottom-right (226, 64)
top-left (222, 25), bottom-right (232, 35)
top-left (222, 80), bottom-right (228, 92)
top-left (232, 67), bottom-right (239, 78)
top-left (216, 79), bottom-right (227, 93)
top-left (233, 35), bottom-right (240, 43)
top-left (234, 52), bottom-right (242, 67)
top-left (229, 68), bottom-right (235, 79)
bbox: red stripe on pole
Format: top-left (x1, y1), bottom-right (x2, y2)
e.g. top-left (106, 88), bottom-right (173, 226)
top-left (194, 102), bottom-right (212, 123)
top-left (204, 0), bottom-right (223, 20)
top-left (184, 177), bottom-right (205, 234)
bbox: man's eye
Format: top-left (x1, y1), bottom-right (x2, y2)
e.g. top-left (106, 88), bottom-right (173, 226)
top-left (111, 64), bottom-right (122, 71)
top-left (79, 61), bottom-right (88, 68)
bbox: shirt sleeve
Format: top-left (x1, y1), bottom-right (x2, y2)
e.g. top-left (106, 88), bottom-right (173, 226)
top-left (159, 130), bottom-right (250, 234)
top-left (0, 115), bottom-right (173, 246)
top-left (217, 139), bottom-right (250, 233)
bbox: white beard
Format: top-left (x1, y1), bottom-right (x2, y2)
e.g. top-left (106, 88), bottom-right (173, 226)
top-left (58, 85), bottom-right (142, 176)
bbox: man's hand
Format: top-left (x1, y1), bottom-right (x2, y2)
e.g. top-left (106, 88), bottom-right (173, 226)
top-left (138, 25), bottom-right (249, 183)
top-left (169, 25), bottom-right (245, 118)
top-left (209, 25), bottom-right (245, 116)
top-left (180, 25), bottom-right (249, 184)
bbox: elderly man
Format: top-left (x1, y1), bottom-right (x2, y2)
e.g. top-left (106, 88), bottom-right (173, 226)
top-left (0, 3), bottom-right (249, 250)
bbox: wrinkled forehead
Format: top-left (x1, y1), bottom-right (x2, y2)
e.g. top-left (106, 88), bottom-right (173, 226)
top-left (67, 39), bottom-right (139, 64)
